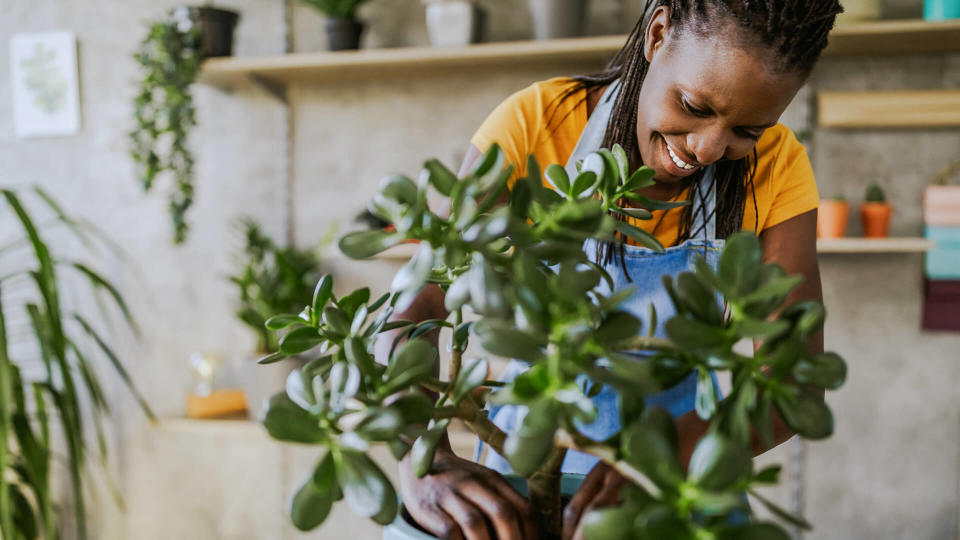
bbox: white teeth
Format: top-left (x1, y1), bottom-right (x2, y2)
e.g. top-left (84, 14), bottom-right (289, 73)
top-left (667, 144), bottom-right (697, 170)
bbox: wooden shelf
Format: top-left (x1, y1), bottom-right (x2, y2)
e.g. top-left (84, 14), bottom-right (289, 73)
top-left (200, 19), bottom-right (960, 88)
top-left (816, 237), bottom-right (934, 253)
top-left (818, 90), bottom-right (960, 128)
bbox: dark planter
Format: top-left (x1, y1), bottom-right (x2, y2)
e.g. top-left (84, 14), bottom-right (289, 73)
top-left (383, 474), bottom-right (585, 539)
top-left (526, 0), bottom-right (588, 40)
top-left (172, 6), bottom-right (240, 58)
top-left (326, 17), bottom-right (365, 51)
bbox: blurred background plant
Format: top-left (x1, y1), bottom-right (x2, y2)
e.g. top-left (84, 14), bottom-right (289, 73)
top-left (0, 188), bottom-right (154, 540)
top-left (228, 219), bottom-right (327, 354)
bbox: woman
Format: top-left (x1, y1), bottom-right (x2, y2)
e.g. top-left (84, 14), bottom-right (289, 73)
top-left (389, 1), bottom-right (840, 538)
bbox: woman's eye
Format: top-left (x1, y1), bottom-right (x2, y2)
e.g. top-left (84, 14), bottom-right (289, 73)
top-left (738, 129), bottom-right (763, 141)
top-left (682, 100), bottom-right (710, 118)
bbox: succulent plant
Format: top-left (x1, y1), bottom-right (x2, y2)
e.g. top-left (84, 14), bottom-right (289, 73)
top-left (865, 183), bottom-right (886, 203)
top-left (259, 144), bottom-right (846, 538)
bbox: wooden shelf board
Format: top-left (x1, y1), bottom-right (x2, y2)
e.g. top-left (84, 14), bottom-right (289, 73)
top-left (200, 19), bottom-right (960, 88)
top-left (818, 90), bottom-right (960, 128)
top-left (816, 237), bottom-right (934, 253)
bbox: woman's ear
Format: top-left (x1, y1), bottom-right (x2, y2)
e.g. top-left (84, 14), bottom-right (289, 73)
top-left (643, 6), bottom-right (671, 63)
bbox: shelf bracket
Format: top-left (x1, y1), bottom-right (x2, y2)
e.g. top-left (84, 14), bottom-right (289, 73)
top-left (248, 74), bottom-right (288, 104)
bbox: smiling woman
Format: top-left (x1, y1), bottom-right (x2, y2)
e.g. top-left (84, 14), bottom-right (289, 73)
top-left (395, 1), bottom-right (842, 539)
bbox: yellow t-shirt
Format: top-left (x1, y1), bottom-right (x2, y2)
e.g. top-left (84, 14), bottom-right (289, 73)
top-left (469, 77), bottom-right (819, 247)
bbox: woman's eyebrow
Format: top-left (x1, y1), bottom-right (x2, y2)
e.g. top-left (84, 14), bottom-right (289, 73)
top-left (678, 86), bottom-right (776, 129)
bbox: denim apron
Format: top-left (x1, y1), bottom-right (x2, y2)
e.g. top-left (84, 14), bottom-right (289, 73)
top-left (478, 79), bottom-right (725, 475)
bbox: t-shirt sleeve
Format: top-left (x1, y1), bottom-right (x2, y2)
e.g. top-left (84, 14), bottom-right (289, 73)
top-left (763, 131), bottom-right (819, 229)
top-left (469, 83), bottom-right (543, 184)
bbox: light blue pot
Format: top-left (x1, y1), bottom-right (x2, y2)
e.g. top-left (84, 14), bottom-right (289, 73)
top-left (925, 0), bottom-right (960, 20)
top-left (383, 474), bottom-right (585, 539)
top-left (926, 226), bottom-right (960, 279)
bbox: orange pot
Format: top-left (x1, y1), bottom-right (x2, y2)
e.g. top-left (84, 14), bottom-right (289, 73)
top-left (817, 200), bottom-right (850, 238)
top-left (860, 202), bottom-right (893, 238)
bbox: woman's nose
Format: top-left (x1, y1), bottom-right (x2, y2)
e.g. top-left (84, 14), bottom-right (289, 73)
top-left (686, 128), bottom-right (728, 166)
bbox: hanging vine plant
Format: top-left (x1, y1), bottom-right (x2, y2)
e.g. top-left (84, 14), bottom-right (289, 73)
top-left (130, 16), bottom-right (202, 244)
top-left (130, 7), bottom-right (239, 244)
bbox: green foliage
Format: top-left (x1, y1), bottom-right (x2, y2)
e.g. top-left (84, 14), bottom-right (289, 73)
top-left (130, 13), bottom-right (203, 244)
top-left (299, 0), bottom-right (371, 18)
top-left (0, 188), bottom-right (154, 539)
top-left (259, 144), bottom-right (847, 537)
top-left (228, 219), bottom-right (324, 353)
top-left (865, 183), bottom-right (886, 203)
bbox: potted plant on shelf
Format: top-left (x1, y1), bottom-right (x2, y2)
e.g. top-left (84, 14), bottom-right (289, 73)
top-left (300, 0), bottom-right (372, 51)
top-left (257, 144), bottom-right (846, 538)
top-left (527, 0), bottom-right (589, 40)
top-left (130, 6), bottom-right (240, 244)
top-left (228, 219), bottom-right (325, 419)
top-left (817, 194), bottom-right (849, 239)
top-left (860, 183), bottom-right (893, 238)
top-left (422, 0), bottom-right (487, 48)
top-left (0, 188), bottom-right (155, 539)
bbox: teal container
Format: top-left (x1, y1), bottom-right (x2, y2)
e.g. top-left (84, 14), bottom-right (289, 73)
top-left (383, 474), bottom-right (585, 539)
top-left (925, 0), bottom-right (960, 20)
top-left (926, 226), bottom-right (960, 279)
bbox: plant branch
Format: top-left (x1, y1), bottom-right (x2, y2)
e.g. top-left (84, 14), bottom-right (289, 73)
top-left (554, 429), bottom-right (663, 498)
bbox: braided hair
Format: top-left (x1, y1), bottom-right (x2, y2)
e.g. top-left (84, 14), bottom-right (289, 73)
top-left (541, 0), bottom-right (842, 270)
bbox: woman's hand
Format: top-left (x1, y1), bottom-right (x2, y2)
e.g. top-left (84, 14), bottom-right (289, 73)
top-left (562, 462), bottom-right (627, 540)
top-left (398, 445), bottom-right (535, 540)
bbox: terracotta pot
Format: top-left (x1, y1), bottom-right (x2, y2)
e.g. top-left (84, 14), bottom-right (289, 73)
top-left (817, 200), bottom-right (849, 238)
top-left (860, 202), bottom-right (893, 238)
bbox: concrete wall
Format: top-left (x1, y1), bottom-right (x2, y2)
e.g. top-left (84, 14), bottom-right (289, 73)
top-left (2, 0), bottom-right (959, 539)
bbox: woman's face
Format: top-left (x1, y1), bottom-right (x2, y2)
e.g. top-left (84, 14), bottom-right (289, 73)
top-left (636, 8), bottom-right (805, 184)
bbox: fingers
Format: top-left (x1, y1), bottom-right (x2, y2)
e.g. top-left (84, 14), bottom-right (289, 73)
top-left (480, 475), bottom-right (536, 540)
top-left (458, 480), bottom-right (525, 540)
top-left (562, 465), bottom-right (607, 540)
top-left (439, 492), bottom-right (492, 540)
top-left (409, 504), bottom-right (464, 540)
top-left (570, 478), bottom-right (623, 540)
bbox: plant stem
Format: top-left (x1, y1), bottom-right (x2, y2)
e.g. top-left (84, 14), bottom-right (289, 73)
top-left (449, 309), bottom-right (463, 385)
top-left (434, 397), bottom-right (508, 457)
top-left (623, 335), bottom-right (676, 351)
top-left (527, 447), bottom-right (567, 538)
top-left (554, 430), bottom-right (663, 498)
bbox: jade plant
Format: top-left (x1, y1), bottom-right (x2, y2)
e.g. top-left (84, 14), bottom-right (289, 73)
top-left (259, 144), bottom-right (846, 538)
top-left (130, 12), bottom-right (203, 244)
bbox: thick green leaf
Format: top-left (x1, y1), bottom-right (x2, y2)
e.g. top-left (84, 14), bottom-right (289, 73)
top-left (675, 273), bottom-right (723, 325)
top-left (322, 306), bottom-right (350, 336)
top-left (753, 465), bottom-right (782, 485)
top-left (774, 389), bottom-right (833, 439)
top-left (621, 423), bottom-right (682, 487)
top-left (444, 273), bottom-right (471, 312)
top-left (580, 504), bottom-right (636, 540)
top-left (621, 165), bottom-right (656, 192)
top-left (695, 368), bottom-right (717, 420)
top-left (344, 337), bottom-right (378, 378)
top-left (383, 339), bottom-right (436, 395)
top-left (793, 352), bottom-right (847, 390)
top-left (356, 407), bottom-right (402, 441)
top-left (262, 393), bottom-right (325, 443)
top-left (411, 419), bottom-right (450, 477)
top-left (611, 144), bottom-right (630, 184)
top-left (718, 232), bottom-right (763, 297)
top-left (425, 159), bottom-right (457, 196)
top-left (545, 164), bottom-right (571, 195)
top-left (338, 287), bottom-right (370, 321)
top-left (570, 171), bottom-right (599, 198)
top-left (453, 357), bottom-right (488, 404)
top-left (290, 474), bottom-right (335, 531)
top-left (615, 206), bottom-right (654, 220)
top-left (596, 311), bottom-right (643, 345)
top-left (336, 450), bottom-right (398, 524)
top-left (665, 316), bottom-right (731, 350)
top-left (468, 253), bottom-right (508, 317)
top-left (279, 327), bottom-right (325, 355)
top-left (472, 320), bottom-right (545, 362)
top-left (504, 400), bottom-right (559, 477)
top-left (339, 230), bottom-right (403, 259)
top-left (328, 362), bottom-right (361, 412)
top-left (312, 275), bottom-right (334, 318)
top-left (265, 314), bottom-right (303, 330)
top-left (390, 393), bottom-right (434, 424)
top-left (615, 222), bottom-right (664, 252)
top-left (733, 316), bottom-right (791, 340)
top-left (687, 433), bottom-right (752, 491)
top-left (392, 244), bottom-right (434, 311)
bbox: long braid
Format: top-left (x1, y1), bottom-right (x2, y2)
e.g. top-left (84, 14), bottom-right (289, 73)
top-left (540, 0), bottom-right (842, 271)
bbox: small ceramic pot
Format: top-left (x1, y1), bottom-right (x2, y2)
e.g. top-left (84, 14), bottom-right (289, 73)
top-left (817, 199), bottom-right (850, 238)
top-left (171, 6), bottom-right (240, 57)
top-left (326, 17), bottom-right (364, 51)
top-left (924, 185), bottom-right (960, 226)
top-left (860, 202), bottom-right (893, 238)
top-left (526, 0), bottom-right (589, 40)
top-left (425, 1), bottom-right (487, 47)
top-left (925, 0), bottom-right (960, 20)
